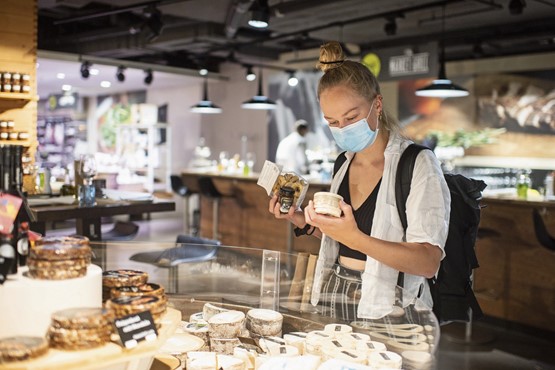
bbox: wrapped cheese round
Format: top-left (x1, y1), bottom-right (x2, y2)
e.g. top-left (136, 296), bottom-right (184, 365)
top-left (402, 350), bottom-right (433, 370)
top-left (266, 344), bottom-right (299, 357)
top-left (203, 303), bottom-right (229, 321)
top-left (208, 310), bottom-right (245, 339)
top-left (322, 337), bottom-right (355, 353)
top-left (111, 283), bottom-right (165, 299)
top-left (246, 309), bottom-right (283, 337)
top-left (283, 332), bottom-right (307, 354)
top-left (304, 331), bottom-right (332, 355)
top-left (183, 322), bottom-right (209, 344)
top-left (368, 351), bottom-right (403, 369)
top-left (257, 336), bottom-right (286, 353)
top-left (0, 336), bottom-right (48, 363)
top-left (356, 340), bottom-right (387, 354)
top-left (330, 348), bottom-right (366, 365)
top-left (233, 345), bottom-right (257, 370)
top-left (50, 307), bottom-right (114, 329)
top-left (341, 332), bottom-right (370, 343)
top-left (323, 323), bottom-right (352, 337)
top-left (189, 312), bottom-right (205, 323)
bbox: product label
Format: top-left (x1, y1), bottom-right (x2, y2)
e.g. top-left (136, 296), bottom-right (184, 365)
top-left (114, 311), bottom-right (158, 349)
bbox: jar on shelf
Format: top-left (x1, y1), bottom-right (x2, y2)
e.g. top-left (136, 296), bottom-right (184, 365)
top-left (2, 72), bottom-right (12, 92)
top-left (11, 72), bottom-right (21, 93)
top-left (21, 74), bottom-right (31, 93)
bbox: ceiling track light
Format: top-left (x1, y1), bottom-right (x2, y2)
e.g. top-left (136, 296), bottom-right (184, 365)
top-left (509, 0), bottom-right (526, 15)
top-left (116, 65), bottom-right (126, 82)
top-left (144, 69), bottom-right (153, 85)
top-left (415, 6), bottom-right (469, 98)
top-left (245, 65), bottom-right (256, 81)
top-left (242, 68), bottom-right (276, 110)
top-left (287, 70), bottom-right (298, 87)
top-left (190, 77), bottom-right (222, 114)
top-left (80, 61), bottom-right (91, 79)
top-left (248, 0), bottom-right (270, 29)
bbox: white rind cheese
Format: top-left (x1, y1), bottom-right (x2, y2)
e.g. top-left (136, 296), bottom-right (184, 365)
top-left (190, 312), bottom-right (205, 323)
top-left (257, 355), bottom-right (321, 370)
top-left (368, 351), bottom-right (403, 369)
top-left (356, 340), bottom-right (387, 355)
top-left (203, 303), bottom-right (229, 321)
top-left (323, 323), bottom-right (353, 337)
top-left (208, 310), bottom-right (245, 339)
top-left (330, 348), bottom-right (367, 365)
top-left (246, 309), bottom-right (283, 337)
top-left (258, 336), bottom-right (286, 353)
top-left (283, 332), bottom-right (307, 354)
top-left (210, 337), bottom-right (241, 355)
top-left (186, 351), bottom-right (245, 370)
top-left (401, 350), bottom-right (433, 370)
top-left (233, 346), bottom-right (257, 370)
top-left (266, 344), bottom-right (299, 357)
top-left (304, 331), bottom-right (332, 356)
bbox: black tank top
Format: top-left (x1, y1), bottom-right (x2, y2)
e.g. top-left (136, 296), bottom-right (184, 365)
top-left (337, 164), bottom-right (382, 261)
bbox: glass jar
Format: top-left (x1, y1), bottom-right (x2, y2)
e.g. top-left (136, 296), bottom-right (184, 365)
top-left (278, 186), bottom-right (295, 213)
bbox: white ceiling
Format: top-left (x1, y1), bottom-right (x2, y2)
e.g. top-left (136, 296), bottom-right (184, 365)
top-left (37, 57), bottom-right (199, 99)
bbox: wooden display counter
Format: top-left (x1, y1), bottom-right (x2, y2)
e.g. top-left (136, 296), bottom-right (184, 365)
top-left (181, 170), bottom-right (328, 255)
top-left (0, 308), bottom-right (182, 370)
top-left (474, 197), bottom-right (555, 332)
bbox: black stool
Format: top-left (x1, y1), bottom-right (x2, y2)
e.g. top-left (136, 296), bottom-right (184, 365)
top-left (197, 176), bottom-right (223, 240)
top-left (129, 235), bottom-right (220, 293)
top-left (102, 221), bottom-right (139, 241)
top-left (171, 175), bottom-right (199, 235)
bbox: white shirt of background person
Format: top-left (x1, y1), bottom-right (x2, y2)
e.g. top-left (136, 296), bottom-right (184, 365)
top-left (275, 120), bottom-right (309, 174)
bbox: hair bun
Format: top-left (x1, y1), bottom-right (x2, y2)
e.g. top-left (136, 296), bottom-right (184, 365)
top-left (316, 41), bottom-right (346, 72)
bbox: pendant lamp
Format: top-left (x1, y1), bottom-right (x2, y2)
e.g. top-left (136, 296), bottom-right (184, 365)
top-left (415, 6), bottom-right (469, 98)
top-left (241, 68), bottom-right (276, 110)
top-left (190, 77), bottom-right (222, 114)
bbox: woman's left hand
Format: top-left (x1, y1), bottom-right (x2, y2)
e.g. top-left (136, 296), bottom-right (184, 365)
top-left (304, 200), bottom-right (361, 244)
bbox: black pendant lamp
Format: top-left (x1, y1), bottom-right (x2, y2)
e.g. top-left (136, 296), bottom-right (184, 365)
top-left (190, 77), bottom-right (222, 114)
top-left (415, 6), bottom-right (469, 98)
top-left (241, 68), bottom-right (276, 110)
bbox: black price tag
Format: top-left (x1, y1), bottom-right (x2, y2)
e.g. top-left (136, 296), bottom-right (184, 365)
top-left (114, 311), bottom-right (158, 349)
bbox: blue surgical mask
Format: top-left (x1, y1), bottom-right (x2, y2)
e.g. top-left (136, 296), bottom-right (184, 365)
top-left (329, 100), bottom-right (379, 152)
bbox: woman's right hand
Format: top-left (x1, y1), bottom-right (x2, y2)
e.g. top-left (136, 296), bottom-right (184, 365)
top-left (269, 194), bottom-right (306, 228)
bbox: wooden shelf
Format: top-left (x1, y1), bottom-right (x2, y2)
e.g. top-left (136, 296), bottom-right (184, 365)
top-left (0, 92), bottom-right (36, 112)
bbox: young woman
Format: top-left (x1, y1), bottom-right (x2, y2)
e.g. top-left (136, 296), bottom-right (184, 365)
top-left (269, 41), bottom-right (450, 320)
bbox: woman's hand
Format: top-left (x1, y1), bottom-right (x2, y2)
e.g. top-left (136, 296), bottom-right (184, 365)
top-left (304, 200), bottom-right (361, 245)
top-left (268, 194), bottom-right (306, 228)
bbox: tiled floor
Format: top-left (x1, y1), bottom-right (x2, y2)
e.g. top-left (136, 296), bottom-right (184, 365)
top-left (46, 210), bottom-right (555, 370)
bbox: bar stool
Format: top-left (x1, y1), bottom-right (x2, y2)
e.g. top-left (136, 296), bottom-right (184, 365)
top-left (102, 221), bottom-right (139, 241)
top-left (197, 176), bottom-right (223, 240)
top-left (170, 175), bottom-right (199, 235)
top-left (532, 208), bottom-right (555, 252)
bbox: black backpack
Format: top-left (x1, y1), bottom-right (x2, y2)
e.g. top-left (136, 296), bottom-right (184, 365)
top-left (396, 144), bottom-right (486, 324)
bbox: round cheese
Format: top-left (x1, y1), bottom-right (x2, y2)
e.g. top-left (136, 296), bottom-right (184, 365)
top-left (189, 312), bottom-right (205, 323)
top-left (184, 322), bottom-right (209, 344)
top-left (341, 332), bottom-right (370, 343)
top-left (322, 337), bottom-right (355, 352)
top-left (323, 323), bottom-right (352, 337)
top-left (203, 303), bottom-right (229, 321)
top-left (246, 309), bottom-right (283, 337)
top-left (283, 332), bottom-right (307, 354)
top-left (401, 350), bottom-right (433, 370)
top-left (331, 348), bottom-right (366, 365)
top-left (368, 351), bottom-right (402, 369)
top-left (217, 354), bottom-right (245, 370)
top-left (210, 337), bottom-right (241, 355)
top-left (356, 340), bottom-right (387, 354)
top-left (233, 346), bottom-right (257, 370)
top-left (158, 333), bottom-right (204, 356)
top-left (258, 336), bottom-right (286, 353)
top-left (208, 311), bottom-right (245, 339)
top-left (304, 331), bottom-right (332, 355)
top-left (266, 344), bottom-right (299, 357)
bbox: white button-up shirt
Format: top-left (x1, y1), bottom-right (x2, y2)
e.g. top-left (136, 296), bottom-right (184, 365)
top-left (311, 132), bottom-right (450, 319)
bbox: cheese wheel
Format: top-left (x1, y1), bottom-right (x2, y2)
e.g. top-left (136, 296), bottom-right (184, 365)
top-left (208, 311), bottom-right (245, 339)
top-left (203, 303), bottom-right (229, 321)
top-left (257, 336), bottom-right (286, 353)
top-left (210, 337), bottom-right (241, 355)
top-left (246, 309), bottom-right (283, 337)
top-left (322, 337), bottom-right (355, 353)
top-left (184, 322), bottom-right (210, 344)
top-left (331, 348), bottom-right (367, 365)
top-left (283, 332), bottom-right (306, 354)
top-left (341, 332), bottom-right (370, 343)
top-left (304, 331), bottom-right (332, 355)
top-left (323, 323), bottom-right (352, 337)
top-left (217, 354), bottom-right (246, 370)
top-left (257, 355), bottom-right (321, 370)
top-left (189, 312), bottom-right (205, 323)
top-left (356, 340), bottom-right (387, 354)
top-left (368, 351), bottom-right (402, 369)
top-left (186, 351), bottom-right (217, 370)
top-left (266, 344), bottom-right (299, 357)
top-left (401, 350), bottom-right (433, 370)
top-left (317, 359), bottom-right (371, 370)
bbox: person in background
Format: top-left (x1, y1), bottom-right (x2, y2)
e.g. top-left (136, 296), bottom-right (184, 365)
top-left (268, 41), bottom-right (450, 321)
top-left (275, 120), bottom-right (310, 174)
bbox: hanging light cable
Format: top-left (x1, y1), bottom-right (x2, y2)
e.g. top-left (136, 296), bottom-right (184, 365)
top-left (241, 68), bottom-right (276, 110)
top-left (190, 77), bottom-right (222, 114)
top-left (415, 6), bottom-right (469, 98)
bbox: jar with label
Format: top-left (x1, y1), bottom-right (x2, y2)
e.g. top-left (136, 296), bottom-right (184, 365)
top-left (21, 74), bottom-right (31, 92)
top-left (278, 186), bottom-right (295, 213)
top-left (2, 72), bottom-right (12, 92)
top-left (11, 72), bottom-right (21, 93)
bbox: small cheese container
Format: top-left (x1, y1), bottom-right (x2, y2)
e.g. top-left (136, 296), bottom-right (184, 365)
top-left (313, 192), bottom-right (343, 217)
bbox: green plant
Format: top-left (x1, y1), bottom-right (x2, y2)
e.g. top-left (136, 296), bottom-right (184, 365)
top-left (428, 128), bottom-right (506, 149)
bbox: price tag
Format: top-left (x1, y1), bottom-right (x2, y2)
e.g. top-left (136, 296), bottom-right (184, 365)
top-left (114, 311), bottom-right (158, 349)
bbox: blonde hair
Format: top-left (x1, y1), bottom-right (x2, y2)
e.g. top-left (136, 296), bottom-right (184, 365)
top-left (316, 41), bottom-right (399, 133)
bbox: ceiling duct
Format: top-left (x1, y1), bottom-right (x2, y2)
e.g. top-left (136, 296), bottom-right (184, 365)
top-left (225, 0), bottom-right (256, 38)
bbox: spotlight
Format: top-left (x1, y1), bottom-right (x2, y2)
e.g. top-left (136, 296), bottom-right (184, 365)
top-left (287, 71), bottom-right (298, 87)
top-left (144, 69), bottom-right (153, 85)
top-left (80, 61), bottom-right (91, 79)
top-left (199, 68), bottom-right (208, 76)
top-left (384, 17), bottom-right (397, 36)
top-left (144, 5), bottom-right (164, 42)
top-left (248, 0), bottom-right (270, 29)
top-left (116, 66), bottom-right (126, 82)
top-left (245, 65), bottom-right (256, 81)
top-left (509, 0), bottom-right (525, 15)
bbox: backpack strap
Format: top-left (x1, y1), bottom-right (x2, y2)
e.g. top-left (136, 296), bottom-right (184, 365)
top-left (333, 151), bottom-right (348, 177)
top-left (395, 144), bottom-right (429, 289)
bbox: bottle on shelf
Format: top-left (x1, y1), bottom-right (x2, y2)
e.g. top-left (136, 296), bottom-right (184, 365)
top-left (545, 171), bottom-right (554, 198)
top-left (516, 170), bottom-right (531, 199)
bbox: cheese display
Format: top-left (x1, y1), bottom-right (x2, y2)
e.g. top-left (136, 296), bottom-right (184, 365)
top-left (245, 309), bottom-right (283, 337)
top-left (324, 323), bottom-right (353, 337)
top-left (368, 351), bottom-right (403, 369)
top-left (283, 332), bottom-right (307, 354)
top-left (356, 340), bottom-right (387, 355)
top-left (304, 330), bottom-right (332, 355)
top-left (102, 269), bottom-right (149, 301)
top-left (186, 351), bottom-right (245, 370)
top-left (190, 312), bottom-right (206, 323)
top-left (203, 302), bottom-right (229, 320)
